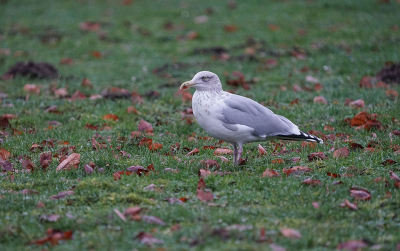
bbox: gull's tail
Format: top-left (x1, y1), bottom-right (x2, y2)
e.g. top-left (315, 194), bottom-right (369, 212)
top-left (276, 131), bottom-right (323, 144)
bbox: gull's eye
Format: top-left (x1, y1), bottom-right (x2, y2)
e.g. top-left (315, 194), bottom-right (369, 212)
top-left (202, 76), bottom-right (210, 82)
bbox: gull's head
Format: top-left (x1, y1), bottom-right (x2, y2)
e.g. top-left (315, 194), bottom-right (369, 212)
top-left (180, 71), bottom-right (223, 92)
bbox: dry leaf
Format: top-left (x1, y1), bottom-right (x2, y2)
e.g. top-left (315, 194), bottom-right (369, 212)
top-left (56, 153), bottom-right (80, 172)
top-left (313, 96), bottom-right (328, 104)
top-left (280, 228), bottom-right (301, 239)
top-left (102, 114), bottom-right (118, 121)
top-left (337, 240), bottom-right (368, 250)
top-left (197, 177), bottom-right (214, 202)
top-left (333, 147), bottom-right (349, 158)
top-left (302, 178), bottom-right (322, 186)
top-left (114, 209), bottom-right (127, 222)
top-left (0, 148), bottom-right (12, 160)
top-left (262, 168), bottom-right (280, 178)
top-left (138, 120), bottom-right (153, 133)
top-left (214, 148), bottom-right (233, 155)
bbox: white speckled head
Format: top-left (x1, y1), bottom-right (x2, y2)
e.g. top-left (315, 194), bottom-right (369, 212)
top-left (181, 71), bottom-right (223, 92)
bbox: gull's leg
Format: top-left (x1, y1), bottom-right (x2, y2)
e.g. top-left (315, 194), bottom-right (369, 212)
top-left (237, 144), bottom-right (244, 164)
top-left (233, 144), bottom-right (238, 165)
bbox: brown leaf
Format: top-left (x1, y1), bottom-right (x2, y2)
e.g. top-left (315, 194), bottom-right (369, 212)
top-left (102, 114), bottom-right (119, 121)
top-left (0, 114), bottom-right (17, 129)
top-left (202, 159), bottom-right (220, 169)
top-left (348, 99), bottom-right (365, 109)
top-left (23, 84), bottom-right (41, 94)
top-left (224, 25), bottom-right (238, 32)
top-left (290, 98), bottom-right (299, 106)
top-left (340, 199), bottom-right (358, 210)
top-left (79, 21), bottom-right (101, 31)
top-left (21, 189), bottom-right (39, 195)
top-left (359, 76), bottom-right (374, 88)
top-left (271, 158), bottom-right (285, 164)
top-left (149, 142), bottom-right (163, 151)
top-left (386, 89), bottom-right (399, 99)
top-left (124, 207), bottom-right (142, 216)
top-left (84, 164), bottom-right (94, 174)
top-left (40, 214), bottom-right (62, 222)
top-left (113, 171), bottom-right (132, 181)
top-left (81, 78), bottom-right (93, 87)
top-left (333, 147), bottom-right (349, 158)
top-left (127, 166), bottom-right (149, 176)
top-left (258, 144), bottom-right (268, 155)
top-left (142, 215), bottom-right (166, 226)
top-left (135, 232), bottom-right (163, 245)
top-left (127, 106), bottom-right (139, 114)
top-left (350, 187), bottom-right (371, 201)
top-left (54, 88), bottom-right (68, 97)
top-left (337, 240), bottom-right (368, 250)
top-left (302, 178), bottom-right (322, 186)
top-left (313, 96), bottom-right (328, 104)
top-left (282, 166), bottom-right (313, 176)
top-left (381, 159), bottom-right (397, 166)
top-left (389, 170), bottom-right (400, 182)
top-left (138, 120), bottom-right (153, 133)
top-left (213, 148), bottom-right (233, 155)
top-left (199, 169), bottom-right (212, 178)
top-left (39, 152), bottom-right (52, 170)
top-left (114, 209), bottom-right (127, 222)
top-left (186, 148), bottom-right (200, 156)
top-left (69, 90), bottom-right (86, 100)
top-left (0, 148), bottom-right (12, 160)
top-left (37, 201), bottom-right (45, 208)
top-left (308, 152), bottom-right (328, 161)
top-left (280, 228), bottom-right (301, 239)
top-left (22, 158), bottom-right (36, 171)
top-left (312, 201), bottom-right (320, 209)
top-left (262, 168), bottom-right (280, 178)
top-left (349, 142), bottom-right (364, 150)
top-left (30, 143), bottom-right (43, 152)
top-left (59, 58), bottom-right (74, 65)
top-left (197, 177), bottom-right (214, 202)
top-left (29, 228), bottom-right (73, 246)
top-left (0, 158), bottom-right (13, 172)
top-left (175, 89), bottom-right (193, 102)
top-left (50, 190), bottom-right (74, 200)
top-left (56, 153), bottom-right (80, 172)
top-left (326, 172), bottom-right (341, 178)
top-left (393, 130), bottom-right (400, 136)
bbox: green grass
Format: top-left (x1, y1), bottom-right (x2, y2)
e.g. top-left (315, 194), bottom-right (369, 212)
top-left (1, 0), bottom-right (400, 250)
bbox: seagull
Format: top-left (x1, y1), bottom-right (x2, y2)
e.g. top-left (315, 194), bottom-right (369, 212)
top-left (180, 71), bottom-right (323, 165)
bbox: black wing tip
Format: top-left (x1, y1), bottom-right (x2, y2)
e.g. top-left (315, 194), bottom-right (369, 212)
top-left (277, 131), bottom-right (323, 144)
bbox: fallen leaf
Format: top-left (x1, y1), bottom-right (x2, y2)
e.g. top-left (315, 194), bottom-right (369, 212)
top-left (269, 243), bottom-right (287, 251)
top-left (0, 158), bottom-right (13, 172)
top-left (37, 201), bottom-right (45, 208)
top-left (381, 159), bottom-right (397, 166)
top-left (271, 158), bottom-right (285, 164)
top-left (340, 199), bottom-right (358, 210)
top-left (224, 25), bottom-right (238, 33)
top-left (185, 148), bottom-right (200, 156)
top-left (142, 215), bottom-right (166, 226)
top-left (197, 177), bottom-right (214, 202)
top-left (135, 232), bottom-right (163, 245)
top-left (126, 165), bottom-right (149, 176)
top-left (113, 171), bottom-right (132, 181)
top-left (258, 144), bottom-right (268, 155)
top-left (282, 166), bottom-right (313, 176)
top-left (50, 190), bottom-right (74, 200)
top-left (114, 209), bottom-right (127, 222)
top-left (337, 240), bottom-right (368, 250)
top-left (312, 201), bottom-right (320, 209)
top-left (0, 148), bottom-right (12, 160)
top-left (29, 228), bottom-right (73, 246)
top-left (214, 148), bottom-right (233, 155)
top-left (56, 153), bottom-right (80, 172)
top-left (386, 89), bottom-right (399, 99)
top-left (23, 84), bottom-right (41, 94)
top-left (389, 170), bottom-right (400, 182)
top-left (313, 96), bottom-right (328, 104)
top-left (302, 178), bottom-right (322, 186)
top-left (327, 172), bottom-right (341, 178)
top-left (280, 228), bottom-right (301, 239)
top-left (138, 120), bottom-right (153, 133)
top-left (305, 75), bottom-right (319, 83)
top-left (308, 152), bottom-right (328, 161)
top-left (69, 90), bottom-right (86, 100)
top-left (359, 76), bottom-right (374, 88)
top-left (348, 99), bottom-right (365, 109)
top-left (81, 78), bottom-right (93, 87)
top-left (21, 189), bottom-right (39, 195)
top-left (84, 164), bottom-right (93, 174)
top-left (30, 143), bottom-right (43, 152)
top-left (127, 106), bottom-right (139, 114)
top-left (175, 89), bottom-right (193, 102)
top-left (102, 114), bottom-right (119, 121)
top-left (349, 142), bottom-right (364, 150)
top-left (202, 159), bottom-right (220, 169)
top-left (22, 159), bottom-right (36, 171)
top-left (39, 152), bottom-right (52, 170)
top-left (262, 168), bottom-right (280, 178)
top-left (59, 58), bottom-right (74, 65)
top-left (124, 207), bottom-right (142, 217)
top-left (333, 147), bottom-right (349, 158)
top-left (40, 214), bottom-right (61, 222)
top-left (350, 187), bottom-right (371, 201)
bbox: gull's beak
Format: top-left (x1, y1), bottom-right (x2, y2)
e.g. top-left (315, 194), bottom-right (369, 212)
top-left (180, 81), bottom-right (196, 90)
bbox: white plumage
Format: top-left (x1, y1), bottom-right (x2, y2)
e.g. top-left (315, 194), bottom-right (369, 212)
top-left (180, 71), bottom-right (323, 165)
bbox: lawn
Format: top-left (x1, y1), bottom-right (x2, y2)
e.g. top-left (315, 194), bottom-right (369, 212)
top-left (1, 0), bottom-right (400, 250)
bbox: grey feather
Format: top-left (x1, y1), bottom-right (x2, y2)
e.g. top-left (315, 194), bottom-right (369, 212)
top-left (221, 95), bottom-right (299, 137)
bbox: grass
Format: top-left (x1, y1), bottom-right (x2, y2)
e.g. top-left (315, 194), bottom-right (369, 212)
top-left (1, 0), bottom-right (400, 250)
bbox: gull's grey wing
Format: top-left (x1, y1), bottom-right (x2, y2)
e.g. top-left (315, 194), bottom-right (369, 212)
top-left (220, 94), bottom-right (300, 137)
